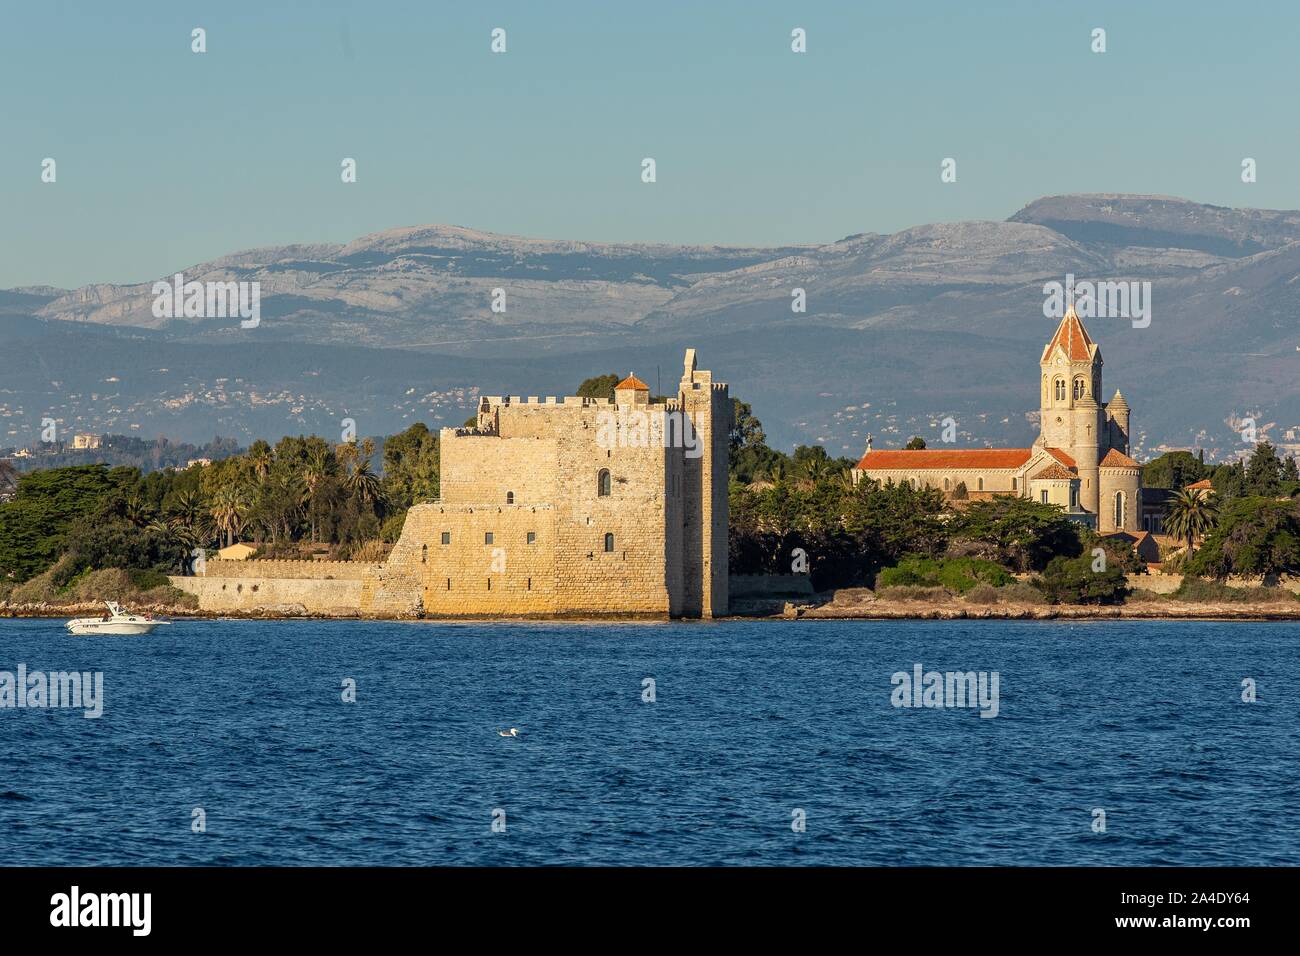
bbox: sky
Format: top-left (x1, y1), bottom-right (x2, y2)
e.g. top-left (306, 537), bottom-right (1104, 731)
top-left (3, 0), bottom-right (1299, 289)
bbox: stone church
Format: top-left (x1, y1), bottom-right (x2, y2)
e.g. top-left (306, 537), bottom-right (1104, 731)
top-left (361, 349), bottom-right (731, 618)
top-left (853, 307), bottom-right (1142, 533)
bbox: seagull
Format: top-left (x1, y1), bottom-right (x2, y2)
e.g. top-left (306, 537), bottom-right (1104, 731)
top-left (498, 728), bottom-right (519, 737)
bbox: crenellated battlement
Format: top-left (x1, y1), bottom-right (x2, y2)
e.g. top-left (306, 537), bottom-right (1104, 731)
top-left (199, 559), bottom-right (376, 580)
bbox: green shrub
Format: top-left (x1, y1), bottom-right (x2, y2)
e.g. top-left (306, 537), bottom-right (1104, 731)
top-left (128, 568), bottom-right (174, 590)
top-left (996, 581), bottom-right (1050, 605)
top-left (66, 568), bottom-right (136, 602)
top-left (875, 585), bottom-right (951, 603)
top-left (877, 556), bottom-right (1013, 594)
top-left (139, 585), bottom-right (198, 608)
top-left (1037, 555), bottom-right (1130, 605)
top-left (10, 568), bottom-right (60, 603)
top-left (380, 512), bottom-right (408, 544)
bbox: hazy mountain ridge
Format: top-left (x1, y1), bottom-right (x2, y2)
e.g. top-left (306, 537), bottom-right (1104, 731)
top-left (3, 194), bottom-right (1298, 460)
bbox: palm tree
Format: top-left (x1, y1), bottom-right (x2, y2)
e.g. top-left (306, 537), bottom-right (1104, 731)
top-left (123, 494), bottom-right (155, 528)
top-left (301, 453), bottom-right (332, 543)
top-left (335, 441), bottom-right (358, 474)
top-left (167, 489), bottom-right (208, 529)
top-left (253, 473), bottom-right (305, 543)
top-left (801, 457), bottom-right (830, 484)
top-left (248, 440), bottom-right (274, 484)
top-left (753, 459), bottom-right (787, 487)
top-left (210, 484), bottom-right (250, 548)
top-left (1165, 488), bottom-right (1219, 554)
top-left (344, 459), bottom-right (382, 506)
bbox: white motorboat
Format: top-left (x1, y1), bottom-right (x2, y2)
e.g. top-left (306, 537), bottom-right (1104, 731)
top-left (65, 601), bottom-right (169, 636)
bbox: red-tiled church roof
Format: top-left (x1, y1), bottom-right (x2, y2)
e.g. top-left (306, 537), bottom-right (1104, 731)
top-left (855, 448), bottom-right (1034, 471)
top-left (1099, 448), bottom-right (1140, 468)
top-left (1044, 447), bottom-right (1077, 469)
top-left (1031, 463), bottom-right (1076, 481)
top-left (1042, 306), bottom-right (1096, 362)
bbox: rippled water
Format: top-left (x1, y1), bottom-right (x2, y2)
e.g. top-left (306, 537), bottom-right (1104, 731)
top-left (1, 617), bottom-right (1296, 865)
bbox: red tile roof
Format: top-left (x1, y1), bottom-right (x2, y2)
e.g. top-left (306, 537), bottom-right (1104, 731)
top-left (1031, 463), bottom-right (1076, 481)
top-left (855, 448), bottom-right (1033, 471)
top-left (1042, 306), bottom-right (1096, 362)
top-left (1186, 478), bottom-right (1214, 490)
top-left (615, 373), bottom-right (649, 391)
top-left (1099, 448), bottom-right (1140, 468)
top-left (1044, 447), bottom-right (1077, 468)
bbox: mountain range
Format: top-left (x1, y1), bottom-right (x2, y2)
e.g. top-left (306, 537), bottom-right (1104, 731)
top-left (3, 193), bottom-right (1298, 462)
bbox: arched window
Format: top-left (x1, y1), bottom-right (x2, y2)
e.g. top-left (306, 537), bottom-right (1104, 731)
top-left (977, 477), bottom-right (984, 491)
top-left (597, 469), bottom-right (611, 497)
top-left (1054, 378), bottom-right (1066, 402)
top-left (943, 478), bottom-right (950, 491)
top-left (1073, 378), bottom-right (1085, 401)
top-left (1011, 477), bottom-right (1017, 491)
top-left (1114, 491), bottom-right (1125, 528)
top-left (506, 491), bottom-right (514, 504)
top-left (603, 533), bottom-right (615, 553)
top-left (421, 544), bottom-right (427, 564)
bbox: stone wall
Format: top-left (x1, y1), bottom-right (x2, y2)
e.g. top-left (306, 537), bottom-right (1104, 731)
top-left (199, 559), bottom-right (373, 580)
top-left (1127, 573), bottom-right (1300, 594)
top-left (169, 575), bottom-right (363, 613)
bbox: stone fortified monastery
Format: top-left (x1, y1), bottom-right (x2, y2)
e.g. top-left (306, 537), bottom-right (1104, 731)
top-left (854, 307), bottom-right (1142, 533)
top-left (172, 309), bottom-right (1140, 617)
top-left (177, 350), bottom-right (732, 618)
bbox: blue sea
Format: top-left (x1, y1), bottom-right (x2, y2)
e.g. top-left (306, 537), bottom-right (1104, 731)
top-left (1, 618), bottom-right (1296, 866)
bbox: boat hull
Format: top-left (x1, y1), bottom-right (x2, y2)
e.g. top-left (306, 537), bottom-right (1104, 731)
top-left (65, 621), bottom-right (161, 636)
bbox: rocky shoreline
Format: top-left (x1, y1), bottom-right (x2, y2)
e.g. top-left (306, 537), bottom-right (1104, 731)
top-left (4, 597), bottom-right (1300, 623)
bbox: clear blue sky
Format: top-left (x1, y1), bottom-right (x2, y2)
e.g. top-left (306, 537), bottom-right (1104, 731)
top-left (3, 0), bottom-right (1297, 288)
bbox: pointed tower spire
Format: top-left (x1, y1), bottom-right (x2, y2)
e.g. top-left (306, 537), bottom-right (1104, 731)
top-left (1042, 304), bottom-right (1098, 363)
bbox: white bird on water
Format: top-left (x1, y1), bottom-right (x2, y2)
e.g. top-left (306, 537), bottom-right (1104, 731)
top-left (499, 728), bottom-right (519, 737)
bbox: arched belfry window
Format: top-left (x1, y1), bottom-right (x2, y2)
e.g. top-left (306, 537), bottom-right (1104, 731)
top-left (1054, 378), bottom-right (1066, 402)
top-left (604, 533), bottom-right (615, 553)
top-left (1073, 378), bottom-right (1085, 401)
top-left (598, 469), bottom-right (611, 497)
top-left (506, 491), bottom-right (514, 504)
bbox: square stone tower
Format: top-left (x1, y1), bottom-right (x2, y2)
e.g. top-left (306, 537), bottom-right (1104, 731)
top-left (675, 348), bottom-right (730, 617)
top-left (361, 348), bottom-right (730, 619)
top-left (1037, 306), bottom-right (1102, 515)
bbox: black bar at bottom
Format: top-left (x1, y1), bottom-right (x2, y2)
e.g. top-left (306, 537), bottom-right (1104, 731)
top-left (0, 866), bottom-right (1279, 941)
